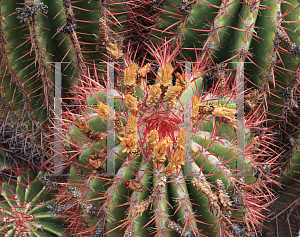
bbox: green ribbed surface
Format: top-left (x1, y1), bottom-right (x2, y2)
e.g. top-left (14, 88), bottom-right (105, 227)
top-left (0, 170), bottom-right (64, 237)
top-left (62, 64), bottom-right (260, 236)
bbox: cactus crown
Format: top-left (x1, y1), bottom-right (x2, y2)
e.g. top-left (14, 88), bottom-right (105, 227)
top-left (41, 42), bottom-right (275, 237)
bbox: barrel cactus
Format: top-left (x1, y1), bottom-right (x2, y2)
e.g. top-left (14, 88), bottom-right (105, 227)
top-left (42, 42), bottom-right (277, 237)
top-left (0, 168), bottom-right (65, 236)
top-left (0, 0), bottom-right (300, 236)
top-left (1, 0), bottom-right (300, 169)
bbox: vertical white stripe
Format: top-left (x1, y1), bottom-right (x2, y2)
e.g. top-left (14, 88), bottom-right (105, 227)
top-left (54, 62), bottom-right (63, 176)
top-left (107, 62), bottom-right (115, 174)
top-left (184, 62), bottom-right (192, 173)
top-left (236, 63), bottom-right (245, 175)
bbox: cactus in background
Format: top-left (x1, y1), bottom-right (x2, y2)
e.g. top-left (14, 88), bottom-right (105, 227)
top-left (0, 0), bottom-right (104, 169)
top-left (43, 43), bottom-right (278, 237)
top-left (0, 168), bottom-right (65, 236)
top-left (259, 64), bottom-right (300, 236)
top-left (103, 0), bottom-right (300, 87)
top-left (274, 64), bottom-right (300, 184)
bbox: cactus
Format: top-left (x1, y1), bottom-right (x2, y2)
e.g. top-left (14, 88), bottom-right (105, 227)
top-left (0, 168), bottom-right (65, 236)
top-left (0, 0), bottom-right (104, 169)
top-left (1, 0), bottom-right (300, 168)
top-left (0, 0), bottom-right (300, 236)
top-left (260, 64), bottom-right (300, 235)
top-left (42, 43), bottom-right (278, 237)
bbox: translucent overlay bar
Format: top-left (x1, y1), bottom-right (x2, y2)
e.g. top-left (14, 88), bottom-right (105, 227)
top-left (236, 63), bottom-right (246, 176)
top-left (106, 62), bottom-right (115, 174)
top-left (54, 62), bottom-right (63, 176)
top-left (184, 62), bottom-right (192, 173)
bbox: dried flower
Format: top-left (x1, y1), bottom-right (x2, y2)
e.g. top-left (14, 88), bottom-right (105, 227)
top-left (97, 102), bottom-right (107, 118)
top-left (175, 72), bottom-right (185, 88)
top-left (106, 43), bottom-right (123, 60)
top-left (88, 151), bottom-right (105, 170)
top-left (199, 105), bottom-right (214, 114)
top-left (126, 115), bottom-right (137, 134)
top-left (165, 148), bottom-right (185, 176)
top-left (147, 84), bottom-right (162, 107)
top-left (166, 220), bottom-right (197, 237)
top-left (136, 63), bottom-right (151, 86)
top-left (158, 63), bottom-right (173, 87)
top-left (73, 162), bottom-right (85, 178)
top-left (125, 94), bottom-right (138, 112)
top-left (166, 86), bottom-right (182, 107)
top-left (95, 18), bottom-right (108, 49)
top-left (118, 133), bottom-right (137, 153)
top-left (124, 63), bottom-right (138, 86)
top-left (216, 179), bottom-right (232, 210)
top-left (115, 115), bottom-right (125, 134)
top-left (126, 85), bottom-right (136, 98)
top-left (124, 179), bottom-right (143, 193)
top-left (244, 0), bottom-right (253, 7)
top-left (212, 107), bottom-right (236, 121)
top-left (97, 102), bottom-right (114, 120)
top-left (147, 130), bottom-right (159, 143)
top-left (139, 63), bottom-right (151, 77)
top-left (74, 117), bottom-right (102, 141)
top-left (191, 178), bottom-right (220, 216)
top-left (153, 137), bottom-right (172, 164)
top-left (146, 130), bottom-right (159, 154)
top-left (245, 89), bottom-right (262, 110)
top-left (130, 177), bottom-right (166, 218)
top-left (130, 146), bottom-right (141, 158)
top-left (167, 86), bottom-right (182, 97)
top-left (129, 201), bottom-right (148, 218)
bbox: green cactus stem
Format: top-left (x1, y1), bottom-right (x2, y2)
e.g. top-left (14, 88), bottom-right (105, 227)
top-left (46, 43), bottom-right (276, 237)
top-left (0, 169), bottom-right (65, 237)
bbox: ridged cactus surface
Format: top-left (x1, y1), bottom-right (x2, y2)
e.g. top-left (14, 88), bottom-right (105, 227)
top-left (0, 169), bottom-right (64, 236)
top-left (42, 44), bottom-right (277, 237)
top-left (0, 0), bottom-right (300, 236)
top-left (1, 0), bottom-right (300, 171)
